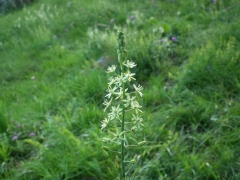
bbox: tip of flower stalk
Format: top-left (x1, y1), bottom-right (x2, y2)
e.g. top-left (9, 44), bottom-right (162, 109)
top-left (118, 29), bottom-right (123, 39)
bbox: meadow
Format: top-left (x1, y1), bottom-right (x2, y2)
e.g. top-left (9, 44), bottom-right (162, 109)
top-left (0, 0), bottom-right (240, 179)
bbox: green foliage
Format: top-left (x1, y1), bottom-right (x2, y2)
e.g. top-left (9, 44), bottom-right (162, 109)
top-left (0, 101), bottom-right (8, 134)
top-left (75, 69), bottom-right (107, 105)
top-left (179, 36), bottom-right (240, 100)
top-left (16, 124), bottom-right (109, 179)
top-left (0, 134), bottom-right (9, 163)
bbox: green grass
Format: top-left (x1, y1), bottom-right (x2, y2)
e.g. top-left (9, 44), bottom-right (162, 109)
top-left (0, 0), bottom-right (240, 179)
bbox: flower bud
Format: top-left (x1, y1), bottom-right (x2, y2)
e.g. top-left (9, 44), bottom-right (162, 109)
top-left (118, 31), bottom-right (123, 39)
top-left (131, 126), bottom-right (137, 131)
top-left (118, 43), bottom-right (121, 50)
top-left (102, 146), bottom-right (110, 151)
top-left (102, 137), bottom-right (111, 143)
top-left (118, 54), bottom-right (122, 61)
top-left (131, 154), bottom-right (137, 164)
top-left (120, 39), bottom-right (124, 46)
top-left (117, 49), bottom-right (120, 55)
top-left (103, 150), bottom-right (109, 158)
top-left (133, 169), bottom-right (139, 176)
top-left (138, 141), bottom-right (146, 146)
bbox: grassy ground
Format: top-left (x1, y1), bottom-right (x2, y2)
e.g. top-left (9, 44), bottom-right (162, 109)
top-left (0, 0), bottom-right (240, 179)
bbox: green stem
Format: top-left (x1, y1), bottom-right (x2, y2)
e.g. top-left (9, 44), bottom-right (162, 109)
top-left (121, 73), bottom-right (126, 180)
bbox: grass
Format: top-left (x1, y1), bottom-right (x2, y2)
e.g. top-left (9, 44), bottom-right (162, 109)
top-left (0, 0), bottom-right (240, 179)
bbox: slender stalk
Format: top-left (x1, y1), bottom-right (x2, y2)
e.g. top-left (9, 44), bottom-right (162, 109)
top-left (121, 70), bottom-right (126, 180)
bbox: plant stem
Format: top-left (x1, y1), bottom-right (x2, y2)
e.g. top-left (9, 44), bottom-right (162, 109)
top-left (121, 73), bottom-right (126, 180)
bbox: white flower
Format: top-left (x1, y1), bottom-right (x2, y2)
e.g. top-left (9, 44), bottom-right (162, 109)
top-left (108, 105), bottom-right (122, 120)
top-left (133, 84), bottom-right (143, 97)
top-left (131, 100), bottom-right (143, 113)
top-left (101, 118), bottom-right (110, 130)
top-left (114, 87), bottom-right (128, 100)
top-left (103, 98), bottom-right (112, 111)
top-left (109, 131), bottom-right (124, 145)
top-left (107, 76), bottom-right (116, 87)
top-left (132, 114), bottom-right (143, 124)
top-left (124, 71), bottom-right (136, 82)
top-left (123, 60), bottom-right (136, 68)
top-left (122, 94), bottom-right (136, 107)
top-left (132, 114), bottom-right (144, 129)
top-left (105, 86), bottom-right (118, 99)
top-left (115, 74), bottom-right (127, 87)
top-left (106, 65), bottom-right (117, 73)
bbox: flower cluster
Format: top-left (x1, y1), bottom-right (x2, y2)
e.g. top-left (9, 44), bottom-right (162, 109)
top-left (101, 63), bottom-right (143, 131)
top-left (101, 30), bottom-right (144, 135)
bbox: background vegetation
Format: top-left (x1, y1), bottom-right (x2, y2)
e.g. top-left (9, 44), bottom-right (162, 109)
top-left (0, 0), bottom-right (240, 179)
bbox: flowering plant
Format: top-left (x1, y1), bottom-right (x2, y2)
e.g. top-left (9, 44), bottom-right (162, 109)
top-left (101, 29), bottom-right (145, 179)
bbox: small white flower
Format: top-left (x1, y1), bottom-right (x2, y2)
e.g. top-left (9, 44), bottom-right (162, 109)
top-left (122, 94), bottom-right (136, 107)
top-left (124, 71), bottom-right (136, 82)
top-left (115, 74), bottom-right (127, 87)
top-left (133, 84), bottom-right (143, 97)
top-left (107, 76), bottom-right (116, 87)
top-left (132, 114), bottom-right (144, 129)
top-left (106, 65), bottom-right (117, 73)
top-left (131, 100), bottom-right (143, 113)
top-left (108, 105), bottom-right (122, 120)
top-left (101, 118), bottom-right (110, 130)
top-left (123, 60), bottom-right (136, 68)
top-left (109, 130), bottom-right (126, 145)
top-left (103, 98), bottom-right (112, 111)
top-left (105, 86), bottom-right (118, 99)
top-left (114, 88), bottom-right (128, 100)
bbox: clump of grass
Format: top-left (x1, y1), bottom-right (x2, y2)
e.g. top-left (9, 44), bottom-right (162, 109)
top-left (178, 36), bottom-right (240, 100)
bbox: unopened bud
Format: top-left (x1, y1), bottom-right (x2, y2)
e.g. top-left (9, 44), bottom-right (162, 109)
top-left (133, 169), bottom-right (139, 176)
top-left (118, 31), bottom-right (123, 39)
top-left (118, 54), bottom-right (122, 61)
top-left (102, 146), bottom-right (110, 151)
top-left (138, 141), bottom-right (146, 146)
top-left (131, 126), bottom-right (137, 131)
top-left (117, 49), bottom-right (121, 55)
top-left (103, 150), bottom-right (109, 158)
top-left (131, 154), bottom-right (138, 164)
top-left (102, 137), bottom-right (111, 143)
